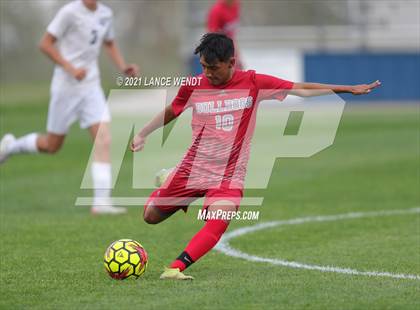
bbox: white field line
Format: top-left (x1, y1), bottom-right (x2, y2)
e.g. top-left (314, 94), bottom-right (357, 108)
top-left (215, 207), bottom-right (420, 280)
top-left (74, 197), bottom-right (264, 206)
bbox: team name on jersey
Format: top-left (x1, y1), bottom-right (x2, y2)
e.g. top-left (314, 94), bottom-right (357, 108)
top-left (195, 96), bottom-right (253, 114)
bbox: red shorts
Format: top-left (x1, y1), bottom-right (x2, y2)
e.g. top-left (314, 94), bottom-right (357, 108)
top-left (144, 172), bottom-right (243, 214)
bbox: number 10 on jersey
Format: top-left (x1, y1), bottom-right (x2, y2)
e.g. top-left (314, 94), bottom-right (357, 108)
top-left (215, 114), bottom-right (234, 132)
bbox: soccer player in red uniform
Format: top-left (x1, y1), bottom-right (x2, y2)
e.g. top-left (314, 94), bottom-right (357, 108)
top-left (207, 0), bottom-right (243, 69)
top-left (131, 33), bottom-right (380, 280)
top-left (208, 0), bottom-right (240, 39)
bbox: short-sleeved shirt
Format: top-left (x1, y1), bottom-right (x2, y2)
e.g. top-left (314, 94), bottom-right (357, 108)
top-left (171, 70), bottom-right (293, 189)
top-left (47, 0), bottom-right (114, 89)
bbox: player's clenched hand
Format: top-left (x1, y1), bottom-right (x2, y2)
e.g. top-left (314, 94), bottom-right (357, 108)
top-left (350, 80), bottom-right (381, 95)
top-left (70, 67), bottom-right (87, 81)
top-left (131, 134), bottom-right (146, 152)
top-left (124, 64), bottom-right (139, 77)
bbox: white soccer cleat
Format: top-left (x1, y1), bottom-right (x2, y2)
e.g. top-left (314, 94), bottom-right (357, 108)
top-left (91, 198), bottom-right (127, 215)
top-left (0, 134), bottom-right (16, 164)
top-left (154, 167), bottom-right (174, 187)
top-left (91, 205), bottom-right (127, 215)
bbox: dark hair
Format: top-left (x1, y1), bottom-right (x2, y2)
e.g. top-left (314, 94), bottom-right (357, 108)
top-left (194, 33), bottom-right (234, 64)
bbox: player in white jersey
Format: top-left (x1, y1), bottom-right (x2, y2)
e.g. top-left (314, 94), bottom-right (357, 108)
top-left (0, 0), bottom-right (138, 214)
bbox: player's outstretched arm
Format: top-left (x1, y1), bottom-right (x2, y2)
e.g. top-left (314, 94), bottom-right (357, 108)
top-left (104, 40), bottom-right (139, 77)
top-left (131, 105), bottom-right (177, 152)
top-left (39, 33), bottom-right (86, 80)
top-left (289, 80), bottom-right (381, 97)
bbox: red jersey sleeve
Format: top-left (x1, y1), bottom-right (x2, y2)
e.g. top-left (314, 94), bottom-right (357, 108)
top-left (171, 85), bottom-right (193, 117)
top-left (255, 73), bottom-right (294, 101)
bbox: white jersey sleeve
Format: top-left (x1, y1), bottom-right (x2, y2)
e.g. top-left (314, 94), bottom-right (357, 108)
top-left (103, 13), bottom-right (115, 42)
top-left (47, 6), bottom-right (72, 39)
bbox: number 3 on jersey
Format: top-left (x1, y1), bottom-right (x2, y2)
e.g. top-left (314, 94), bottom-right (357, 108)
top-left (215, 114), bottom-right (234, 132)
top-left (90, 30), bottom-right (98, 45)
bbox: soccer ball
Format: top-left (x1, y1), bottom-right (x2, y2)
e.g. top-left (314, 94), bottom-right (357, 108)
top-left (104, 239), bottom-right (148, 280)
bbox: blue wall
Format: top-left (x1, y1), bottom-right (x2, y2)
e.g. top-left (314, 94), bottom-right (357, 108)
top-left (304, 53), bottom-right (420, 101)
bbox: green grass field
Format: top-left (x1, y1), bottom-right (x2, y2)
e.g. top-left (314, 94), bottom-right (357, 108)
top-left (0, 96), bottom-right (419, 309)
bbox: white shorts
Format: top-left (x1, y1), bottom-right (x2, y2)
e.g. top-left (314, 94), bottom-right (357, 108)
top-left (46, 84), bottom-right (111, 135)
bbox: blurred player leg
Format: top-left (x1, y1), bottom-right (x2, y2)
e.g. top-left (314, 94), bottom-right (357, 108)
top-left (143, 182), bottom-right (194, 224)
top-left (1, 84), bottom-right (79, 164)
top-left (143, 200), bottom-right (176, 224)
top-left (0, 132), bottom-right (66, 163)
top-left (78, 84), bottom-right (125, 215)
top-left (88, 122), bottom-right (126, 215)
top-left (154, 167), bottom-right (174, 187)
top-left (0, 133), bottom-right (36, 163)
top-left (36, 133), bottom-right (66, 153)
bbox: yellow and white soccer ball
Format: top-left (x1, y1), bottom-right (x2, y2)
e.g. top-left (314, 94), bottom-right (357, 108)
top-left (104, 239), bottom-right (148, 280)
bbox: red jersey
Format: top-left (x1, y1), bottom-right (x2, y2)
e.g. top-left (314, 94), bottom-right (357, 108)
top-left (207, 0), bottom-right (240, 40)
top-left (171, 70), bottom-right (293, 190)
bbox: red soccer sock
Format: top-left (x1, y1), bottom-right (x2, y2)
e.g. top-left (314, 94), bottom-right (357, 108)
top-left (170, 219), bottom-right (229, 271)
